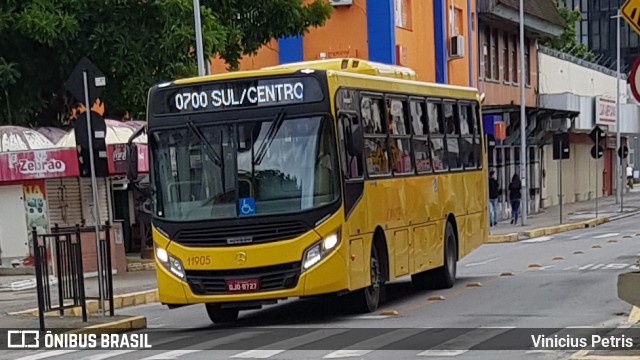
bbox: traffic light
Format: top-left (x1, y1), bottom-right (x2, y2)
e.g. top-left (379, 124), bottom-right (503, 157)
top-left (74, 111), bottom-right (109, 178)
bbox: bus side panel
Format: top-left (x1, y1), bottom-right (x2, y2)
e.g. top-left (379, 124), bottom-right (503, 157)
top-left (461, 170), bottom-right (488, 257)
top-left (438, 173), bottom-right (466, 226)
top-left (412, 223), bottom-right (440, 273)
top-left (348, 237), bottom-right (366, 290)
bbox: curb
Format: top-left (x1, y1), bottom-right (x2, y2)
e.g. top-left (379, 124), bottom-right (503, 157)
top-left (488, 216), bottom-right (612, 243)
top-left (569, 349), bottom-right (640, 360)
top-left (8, 289), bottom-right (159, 317)
top-left (487, 233), bottom-right (519, 243)
top-left (127, 262), bottom-right (156, 272)
top-left (65, 315), bottom-right (147, 334)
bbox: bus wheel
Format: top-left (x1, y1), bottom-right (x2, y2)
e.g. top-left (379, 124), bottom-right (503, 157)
top-left (205, 304), bottom-right (239, 324)
top-left (411, 221), bottom-right (457, 290)
top-left (352, 243), bottom-right (383, 313)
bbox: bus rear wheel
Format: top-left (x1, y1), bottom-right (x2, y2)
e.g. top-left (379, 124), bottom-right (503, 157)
top-left (411, 221), bottom-right (457, 290)
top-left (352, 243), bottom-right (383, 313)
top-left (205, 304), bottom-right (239, 324)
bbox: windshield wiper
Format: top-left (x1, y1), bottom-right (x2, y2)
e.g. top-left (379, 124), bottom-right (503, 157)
top-left (254, 109), bottom-right (286, 166)
top-left (187, 121), bottom-right (223, 167)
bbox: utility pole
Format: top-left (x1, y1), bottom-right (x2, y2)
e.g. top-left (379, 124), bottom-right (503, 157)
top-left (193, 0), bottom-right (206, 76)
top-left (519, 0), bottom-right (527, 225)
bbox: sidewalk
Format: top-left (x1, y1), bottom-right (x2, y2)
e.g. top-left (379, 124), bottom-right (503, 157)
top-left (489, 188), bottom-right (640, 241)
top-left (0, 269), bottom-right (157, 329)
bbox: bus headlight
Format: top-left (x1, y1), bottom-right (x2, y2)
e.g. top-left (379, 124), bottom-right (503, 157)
top-left (302, 230), bottom-right (341, 271)
top-left (156, 247), bottom-right (185, 280)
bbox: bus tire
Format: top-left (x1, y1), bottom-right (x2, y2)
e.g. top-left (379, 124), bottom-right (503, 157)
top-left (205, 304), bottom-right (239, 324)
top-left (352, 242), bottom-right (383, 313)
top-left (411, 221), bottom-right (457, 290)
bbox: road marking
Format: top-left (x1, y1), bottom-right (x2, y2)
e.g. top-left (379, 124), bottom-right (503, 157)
top-left (417, 327), bottom-right (515, 357)
top-left (570, 235), bottom-right (582, 240)
top-left (323, 329), bottom-right (425, 358)
top-left (593, 233), bottom-right (620, 238)
top-left (232, 329), bottom-right (348, 358)
top-left (418, 350), bottom-right (468, 356)
top-left (465, 258), bottom-right (499, 267)
top-left (521, 236), bottom-right (552, 243)
top-left (16, 350), bottom-right (79, 360)
top-left (141, 350), bottom-right (201, 359)
top-left (81, 350), bottom-right (137, 360)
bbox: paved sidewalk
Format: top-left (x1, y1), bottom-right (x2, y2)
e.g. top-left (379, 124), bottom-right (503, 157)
top-left (0, 270), bottom-right (157, 329)
top-left (490, 188), bottom-right (640, 238)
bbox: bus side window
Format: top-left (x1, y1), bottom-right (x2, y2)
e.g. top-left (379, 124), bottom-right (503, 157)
top-left (472, 103), bottom-right (483, 169)
top-left (427, 100), bottom-right (447, 172)
top-left (443, 101), bottom-right (462, 170)
top-left (459, 102), bottom-right (476, 169)
top-left (387, 98), bottom-right (413, 174)
top-left (410, 100), bottom-right (433, 173)
top-left (338, 112), bottom-right (364, 179)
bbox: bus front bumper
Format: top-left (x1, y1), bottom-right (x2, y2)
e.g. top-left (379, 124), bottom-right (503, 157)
top-left (155, 249), bottom-right (349, 306)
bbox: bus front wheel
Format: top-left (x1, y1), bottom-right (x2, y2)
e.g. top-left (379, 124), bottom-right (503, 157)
top-left (352, 243), bottom-right (383, 313)
top-left (205, 304), bottom-right (239, 324)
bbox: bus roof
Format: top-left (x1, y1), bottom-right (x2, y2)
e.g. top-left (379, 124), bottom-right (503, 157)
top-left (172, 58), bottom-right (417, 85)
top-left (170, 58), bottom-right (478, 97)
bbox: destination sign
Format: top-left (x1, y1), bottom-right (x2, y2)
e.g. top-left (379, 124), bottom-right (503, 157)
top-left (159, 76), bottom-right (324, 114)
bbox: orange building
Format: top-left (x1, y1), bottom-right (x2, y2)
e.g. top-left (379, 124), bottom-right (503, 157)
top-left (210, 0), bottom-right (478, 87)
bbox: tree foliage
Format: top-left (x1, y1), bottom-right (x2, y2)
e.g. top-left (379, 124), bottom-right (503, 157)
top-left (0, 0), bottom-right (331, 127)
top-left (541, 0), bottom-right (595, 61)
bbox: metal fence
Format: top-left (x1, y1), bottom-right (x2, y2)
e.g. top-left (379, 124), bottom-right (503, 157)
top-left (32, 222), bottom-right (115, 331)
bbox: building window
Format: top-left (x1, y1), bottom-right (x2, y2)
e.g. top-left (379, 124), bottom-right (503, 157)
top-left (395, 0), bottom-right (412, 30)
top-left (511, 34), bottom-right (518, 84)
top-left (453, 7), bottom-right (463, 36)
top-left (524, 37), bottom-right (530, 85)
top-left (483, 27), bottom-right (491, 79)
top-left (503, 32), bottom-right (510, 82)
top-left (492, 29), bottom-right (499, 80)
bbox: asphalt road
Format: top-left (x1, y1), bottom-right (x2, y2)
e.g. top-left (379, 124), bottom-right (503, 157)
top-left (4, 214), bottom-right (640, 360)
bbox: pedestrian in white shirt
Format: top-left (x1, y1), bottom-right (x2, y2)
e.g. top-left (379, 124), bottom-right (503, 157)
top-left (627, 165), bottom-right (634, 189)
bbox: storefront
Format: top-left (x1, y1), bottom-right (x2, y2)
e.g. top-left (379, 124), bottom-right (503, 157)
top-left (0, 147), bottom-right (126, 274)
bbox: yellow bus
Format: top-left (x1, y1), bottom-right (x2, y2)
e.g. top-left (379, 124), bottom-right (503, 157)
top-left (147, 58), bottom-right (488, 323)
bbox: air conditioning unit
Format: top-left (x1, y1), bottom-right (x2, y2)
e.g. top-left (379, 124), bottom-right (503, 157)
top-left (329, 0), bottom-right (353, 6)
top-left (449, 35), bottom-right (465, 58)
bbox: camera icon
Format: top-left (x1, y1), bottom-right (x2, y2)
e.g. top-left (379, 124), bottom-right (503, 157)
top-left (7, 330), bottom-right (40, 348)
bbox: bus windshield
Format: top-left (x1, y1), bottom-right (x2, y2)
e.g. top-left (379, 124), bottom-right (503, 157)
top-left (151, 115), bottom-right (340, 221)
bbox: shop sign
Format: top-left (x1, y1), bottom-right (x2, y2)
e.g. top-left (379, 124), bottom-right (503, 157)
top-left (0, 149), bottom-right (79, 182)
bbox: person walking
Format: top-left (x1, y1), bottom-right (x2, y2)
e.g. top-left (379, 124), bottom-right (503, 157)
top-left (508, 174), bottom-right (522, 224)
top-left (627, 164), bottom-right (634, 190)
top-left (489, 171), bottom-right (499, 226)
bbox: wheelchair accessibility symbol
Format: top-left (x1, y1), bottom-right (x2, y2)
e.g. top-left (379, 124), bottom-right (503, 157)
top-left (238, 198), bottom-right (256, 216)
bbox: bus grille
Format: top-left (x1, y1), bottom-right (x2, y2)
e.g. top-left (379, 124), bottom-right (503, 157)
top-left (175, 221), bottom-right (310, 247)
top-left (185, 262), bottom-right (301, 295)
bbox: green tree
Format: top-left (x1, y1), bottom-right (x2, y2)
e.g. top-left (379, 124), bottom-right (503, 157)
top-left (541, 0), bottom-right (595, 61)
top-left (0, 0), bottom-right (331, 127)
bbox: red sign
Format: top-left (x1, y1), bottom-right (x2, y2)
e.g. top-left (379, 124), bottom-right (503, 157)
top-left (0, 149), bottom-right (79, 182)
top-left (107, 144), bottom-right (149, 175)
top-left (596, 97), bottom-right (616, 125)
top-left (629, 57), bottom-right (640, 103)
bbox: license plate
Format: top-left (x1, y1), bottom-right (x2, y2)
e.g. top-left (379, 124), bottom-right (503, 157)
top-left (226, 279), bottom-right (260, 292)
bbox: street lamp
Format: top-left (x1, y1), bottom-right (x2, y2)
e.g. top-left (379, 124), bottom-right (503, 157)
top-left (193, 0), bottom-right (206, 76)
top-left (519, 0), bottom-right (527, 225)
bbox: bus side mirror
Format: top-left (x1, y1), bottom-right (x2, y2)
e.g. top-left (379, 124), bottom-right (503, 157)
top-left (127, 144), bottom-right (139, 181)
